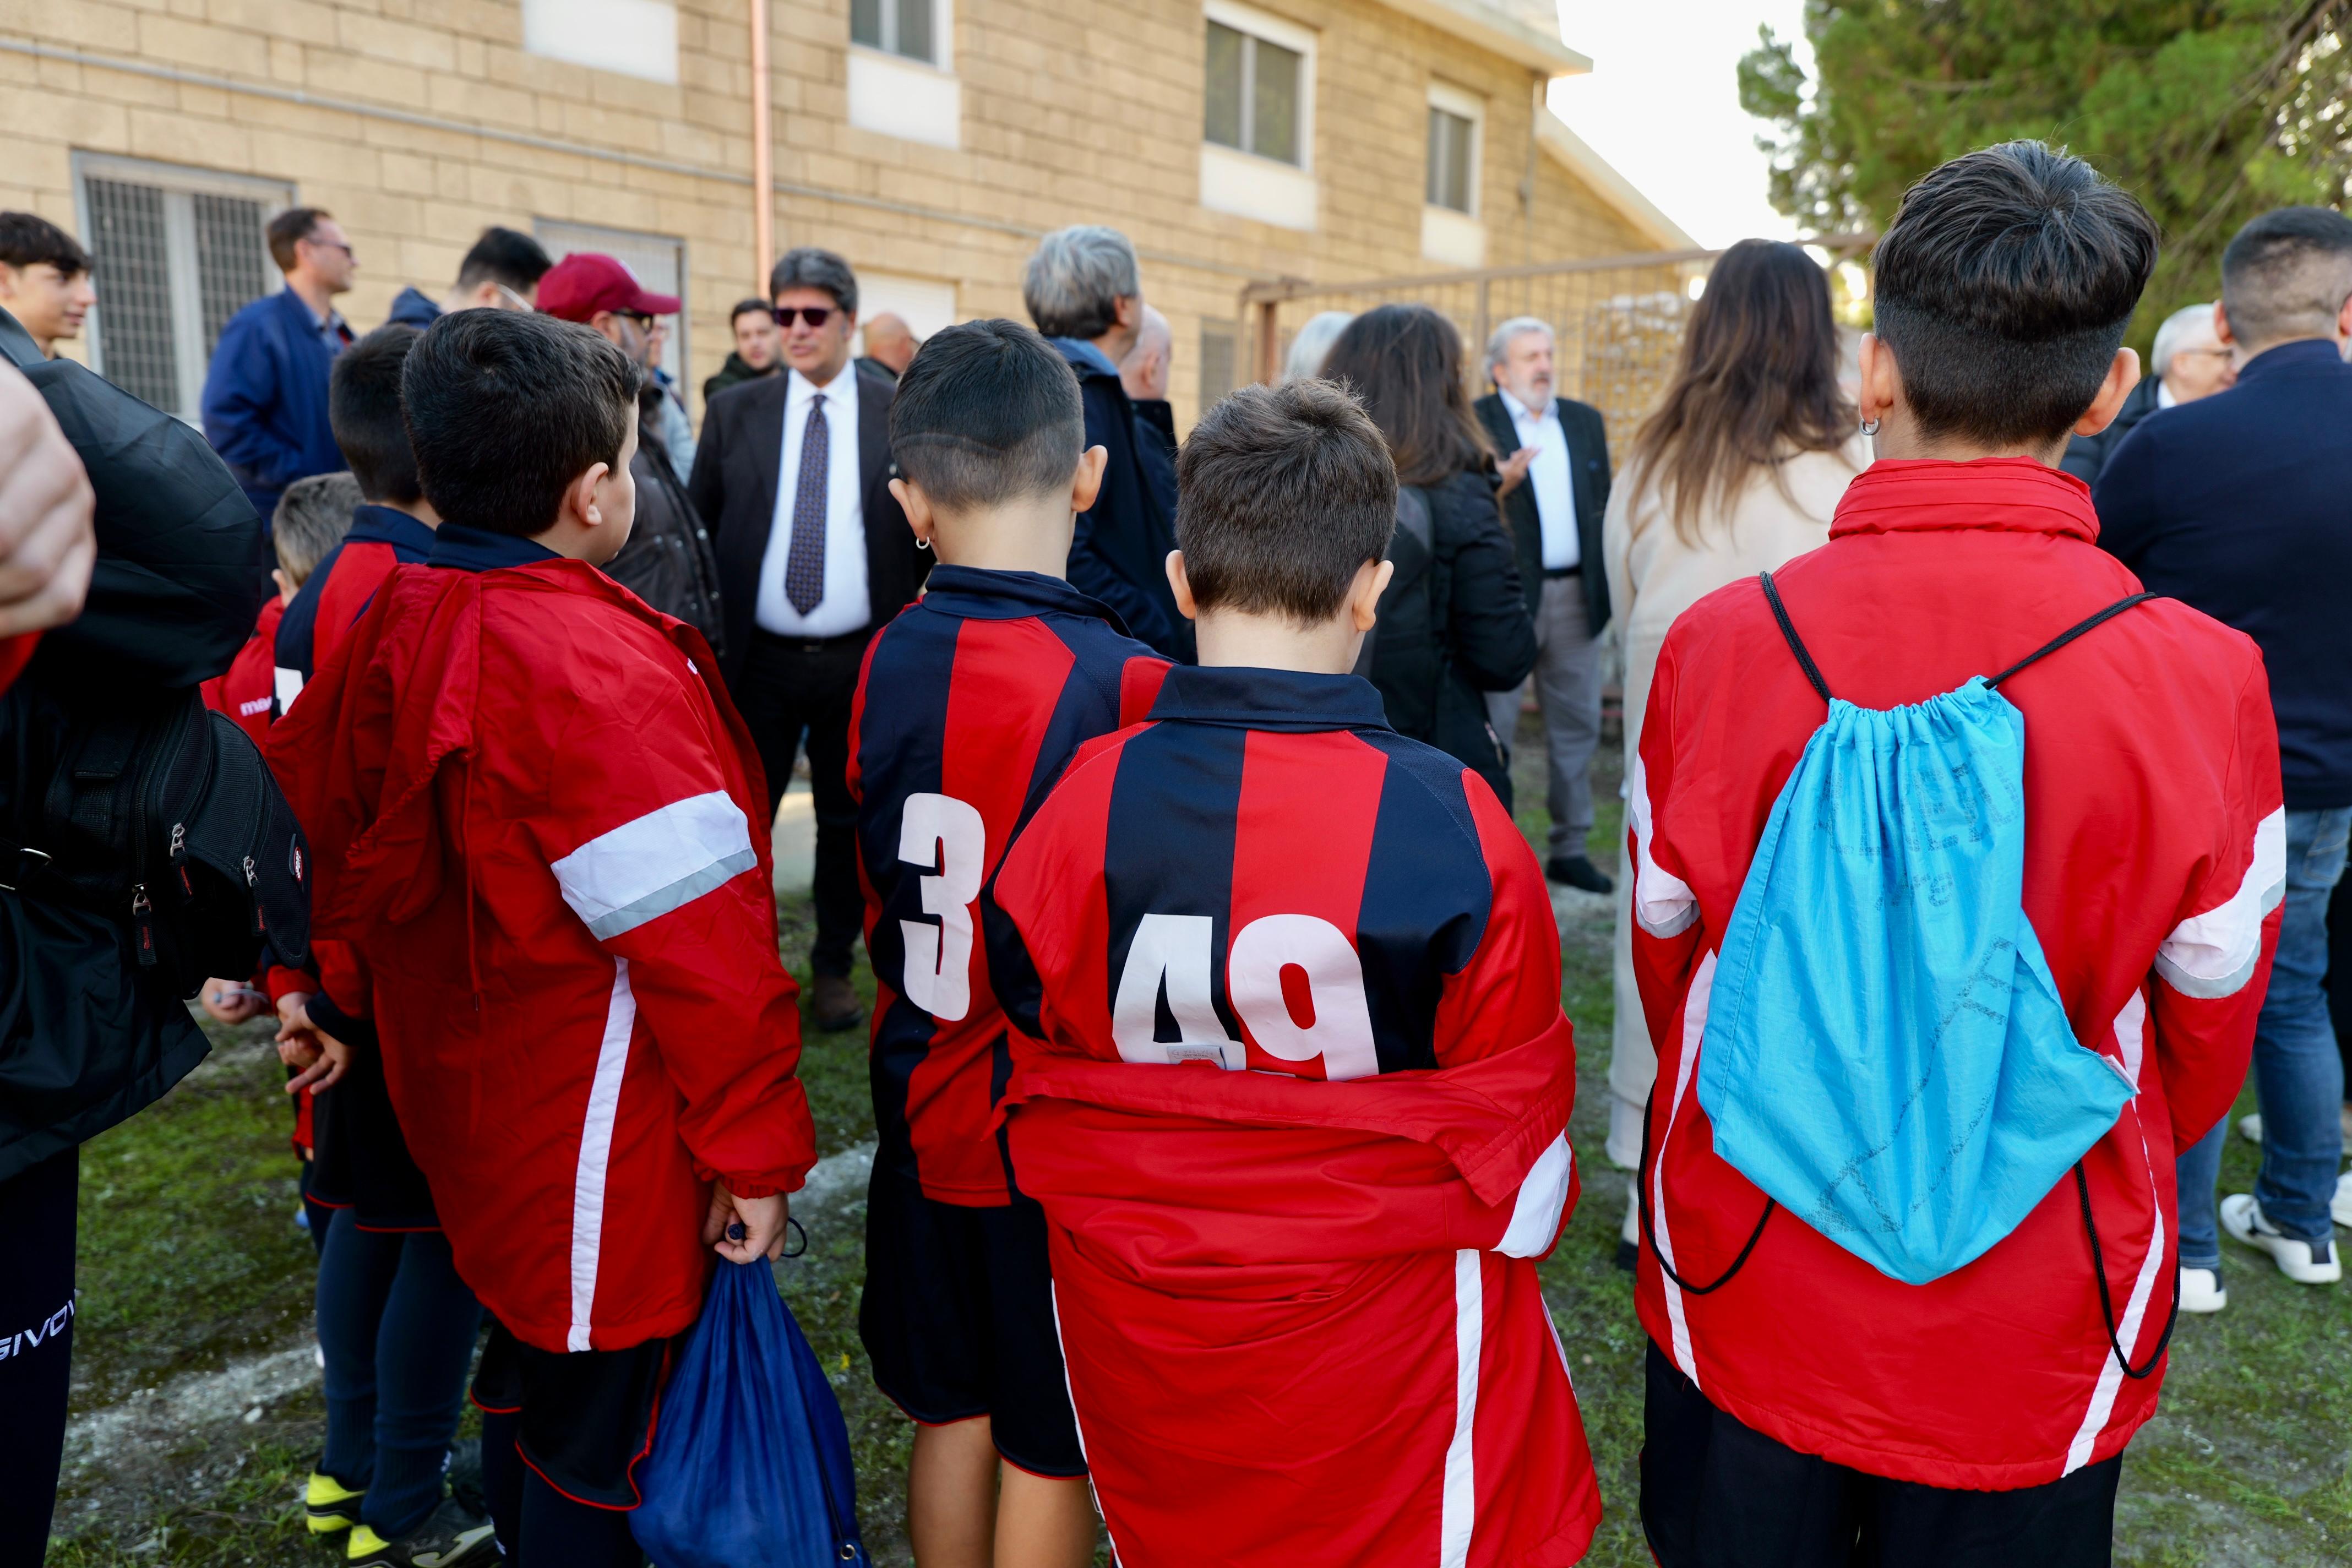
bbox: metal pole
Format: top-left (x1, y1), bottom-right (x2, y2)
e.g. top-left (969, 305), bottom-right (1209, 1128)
top-left (749, 0), bottom-right (775, 290)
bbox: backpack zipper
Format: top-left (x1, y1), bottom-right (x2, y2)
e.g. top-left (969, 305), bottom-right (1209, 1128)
top-left (168, 821), bottom-right (193, 899)
top-left (243, 854), bottom-right (266, 935)
top-left (130, 884), bottom-right (156, 966)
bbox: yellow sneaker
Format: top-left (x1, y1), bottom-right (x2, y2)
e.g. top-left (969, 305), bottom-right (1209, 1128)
top-left (304, 1469), bottom-right (367, 1534)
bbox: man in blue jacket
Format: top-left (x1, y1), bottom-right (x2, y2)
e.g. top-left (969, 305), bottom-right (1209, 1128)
top-left (2096, 204), bottom-right (2352, 1311)
top-left (201, 206), bottom-right (356, 525)
top-left (1023, 226), bottom-right (1192, 663)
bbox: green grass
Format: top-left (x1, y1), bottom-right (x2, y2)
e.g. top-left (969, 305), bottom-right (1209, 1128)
top-left (46, 714), bottom-right (2352, 1565)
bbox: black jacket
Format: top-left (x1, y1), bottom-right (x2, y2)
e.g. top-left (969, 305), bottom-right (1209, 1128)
top-left (688, 365), bottom-right (928, 688)
top-left (1473, 391), bottom-right (1612, 633)
top-left (2059, 373), bottom-right (2160, 488)
top-left (1050, 337), bottom-right (1193, 663)
top-left (605, 390), bottom-right (724, 653)
top-left (1, 308), bottom-right (269, 1179)
top-left (701, 351), bottom-right (777, 407)
top-left (1365, 469), bottom-right (1537, 807)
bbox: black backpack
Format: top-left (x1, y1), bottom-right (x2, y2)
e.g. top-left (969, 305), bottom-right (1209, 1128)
top-left (0, 317), bottom-right (309, 997)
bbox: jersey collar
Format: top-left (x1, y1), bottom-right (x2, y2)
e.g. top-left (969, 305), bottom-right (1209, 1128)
top-left (918, 565), bottom-right (1128, 631)
top-left (1828, 455), bottom-right (2100, 546)
top-left (428, 522), bottom-right (562, 573)
top-left (1147, 665), bottom-right (1392, 732)
top-left (347, 503), bottom-right (439, 560)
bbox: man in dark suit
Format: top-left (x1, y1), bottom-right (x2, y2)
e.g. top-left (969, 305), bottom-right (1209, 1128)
top-left (689, 248), bottom-right (928, 1032)
top-left (1475, 317), bottom-right (1613, 892)
top-left (2060, 299), bottom-right (2235, 485)
top-left (2095, 206), bottom-right (2352, 1311)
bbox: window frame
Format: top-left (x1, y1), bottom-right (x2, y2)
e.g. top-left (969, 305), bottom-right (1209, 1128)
top-left (851, 0), bottom-right (950, 69)
top-left (1424, 80), bottom-right (1483, 217)
top-left (1202, 0), bottom-right (1315, 175)
top-left (70, 151), bottom-right (294, 422)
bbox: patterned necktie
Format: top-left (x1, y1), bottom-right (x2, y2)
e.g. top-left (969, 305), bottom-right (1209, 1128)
top-left (784, 392), bottom-right (829, 616)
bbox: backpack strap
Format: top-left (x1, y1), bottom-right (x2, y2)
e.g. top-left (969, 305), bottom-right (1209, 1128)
top-left (1986, 594), bottom-right (2154, 688)
top-left (1757, 571), bottom-right (1833, 704)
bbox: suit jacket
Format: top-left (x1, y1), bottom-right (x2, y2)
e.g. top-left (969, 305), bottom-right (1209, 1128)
top-left (1474, 391), bottom-right (1611, 633)
top-left (688, 366), bottom-right (928, 687)
top-left (2059, 372), bottom-right (2159, 488)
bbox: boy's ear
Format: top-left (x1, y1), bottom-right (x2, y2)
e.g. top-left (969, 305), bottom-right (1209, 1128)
top-left (1071, 444), bottom-right (1109, 515)
top-left (889, 475), bottom-right (935, 548)
top-left (1166, 549), bottom-right (1197, 623)
top-left (270, 567), bottom-right (293, 605)
top-left (562, 461), bottom-right (613, 532)
top-left (1856, 331), bottom-right (1901, 432)
top-left (1349, 558), bottom-right (1395, 633)
top-left (2071, 347), bottom-right (2142, 438)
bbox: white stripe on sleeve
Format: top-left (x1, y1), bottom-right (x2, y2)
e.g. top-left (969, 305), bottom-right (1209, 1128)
top-left (568, 959), bottom-right (636, 1352)
top-left (1439, 1249), bottom-right (1482, 1568)
top-left (1495, 1133), bottom-right (1573, 1257)
top-left (1652, 950), bottom-right (1714, 1386)
top-left (1627, 752), bottom-right (1697, 939)
top-left (551, 790), bottom-right (758, 941)
top-left (2154, 808), bottom-right (2285, 999)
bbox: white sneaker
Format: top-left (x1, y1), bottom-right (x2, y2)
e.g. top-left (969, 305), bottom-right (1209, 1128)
top-left (2220, 1193), bottom-right (2342, 1283)
top-left (2177, 1266), bottom-right (2227, 1314)
top-left (2335, 1170), bottom-right (2352, 1231)
top-left (2239, 1112), bottom-right (2263, 1146)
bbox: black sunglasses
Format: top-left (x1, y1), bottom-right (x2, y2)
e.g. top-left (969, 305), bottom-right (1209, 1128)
top-left (775, 306), bottom-right (835, 328)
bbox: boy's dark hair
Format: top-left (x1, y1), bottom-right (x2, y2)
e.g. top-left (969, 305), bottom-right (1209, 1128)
top-left (769, 247), bottom-right (857, 313)
top-left (2219, 206), bottom-right (2352, 350)
top-left (271, 472), bottom-right (362, 587)
top-left (1175, 380), bottom-right (1395, 624)
top-left (267, 207), bottom-right (331, 274)
top-left (330, 325), bottom-right (426, 505)
top-left (402, 309), bottom-right (638, 536)
top-left (1871, 141), bottom-right (2158, 448)
top-left (890, 319), bottom-right (1083, 513)
top-left (730, 296), bottom-right (775, 326)
top-left (0, 213), bottom-right (91, 278)
top-left (455, 226), bottom-right (552, 296)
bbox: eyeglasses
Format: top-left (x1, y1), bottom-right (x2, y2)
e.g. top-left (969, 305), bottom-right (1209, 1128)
top-left (621, 311), bottom-right (658, 331)
top-left (307, 238), bottom-right (354, 259)
top-left (775, 306), bottom-right (835, 328)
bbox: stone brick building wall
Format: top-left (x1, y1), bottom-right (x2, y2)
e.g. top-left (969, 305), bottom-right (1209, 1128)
top-left (0, 0), bottom-right (1679, 423)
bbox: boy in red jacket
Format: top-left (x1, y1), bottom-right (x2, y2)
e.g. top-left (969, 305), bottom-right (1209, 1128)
top-left (989, 380), bottom-right (1600, 1568)
top-left (271, 310), bottom-right (815, 1568)
top-left (200, 471), bottom-right (358, 748)
top-left (1629, 143), bottom-right (2280, 1567)
top-left (848, 320), bottom-right (1167, 1568)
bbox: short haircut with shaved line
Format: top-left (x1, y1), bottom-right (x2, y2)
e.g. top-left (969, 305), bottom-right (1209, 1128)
top-left (889, 319), bottom-right (1085, 513)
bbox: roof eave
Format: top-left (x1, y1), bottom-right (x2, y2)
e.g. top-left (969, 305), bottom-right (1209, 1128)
top-left (1366, 0), bottom-right (1593, 77)
top-left (1534, 108), bottom-right (1698, 251)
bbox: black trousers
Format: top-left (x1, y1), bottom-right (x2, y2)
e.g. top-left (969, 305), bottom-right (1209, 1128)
top-left (732, 627), bottom-right (870, 978)
top-left (0, 1145), bottom-right (78, 1568)
top-left (1642, 1343), bottom-right (2122, 1568)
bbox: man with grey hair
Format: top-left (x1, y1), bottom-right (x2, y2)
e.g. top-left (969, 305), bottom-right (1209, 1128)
top-left (1025, 225), bottom-right (1190, 660)
top-left (689, 245), bottom-right (928, 1032)
top-left (2061, 300), bottom-right (2235, 483)
top-left (1473, 315), bottom-right (1615, 892)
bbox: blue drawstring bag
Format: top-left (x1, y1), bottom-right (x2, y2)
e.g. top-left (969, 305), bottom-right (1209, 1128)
top-left (630, 1256), bottom-right (868, 1568)
top-left (1693, 575), bottom-right (2148, 1286)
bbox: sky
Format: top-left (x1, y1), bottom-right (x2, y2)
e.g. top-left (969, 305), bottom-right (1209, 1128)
top-left (1542, 1), bottom-right (1814, 247)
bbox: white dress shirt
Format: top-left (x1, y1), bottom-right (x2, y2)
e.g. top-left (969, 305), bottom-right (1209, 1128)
top-left (1502, 388), bottom-right (1578, 571)
top-left (756, 366), bottom-right (870, 638)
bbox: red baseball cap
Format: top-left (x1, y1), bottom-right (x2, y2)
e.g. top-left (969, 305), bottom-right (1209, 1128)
top-left (535, 253), bottom-right (680, 322)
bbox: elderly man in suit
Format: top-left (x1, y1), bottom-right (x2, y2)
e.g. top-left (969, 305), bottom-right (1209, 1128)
top-left (1475, 316), bottom-right (1614, 893)
top-left (690, 247), bottom-right (928, 1033)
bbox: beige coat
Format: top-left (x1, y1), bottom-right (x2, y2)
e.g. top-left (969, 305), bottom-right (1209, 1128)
top-left (1599, 438), bottom-right (1868, 1164)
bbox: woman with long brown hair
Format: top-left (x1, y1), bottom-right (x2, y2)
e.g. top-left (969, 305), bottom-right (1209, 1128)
top-left (1322, 303), bottom-right (1537, 804)
top-left (1600, 239), bottom-right (1868, 1239)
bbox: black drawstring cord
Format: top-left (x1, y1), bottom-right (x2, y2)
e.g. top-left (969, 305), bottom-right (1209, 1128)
top-left (2073, 1162), bottom-right (2179, 1379)
top-left (1636, 1088), bottom-right (1776, 1295)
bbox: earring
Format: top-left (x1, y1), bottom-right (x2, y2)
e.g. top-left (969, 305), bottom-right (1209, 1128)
top-left (1860, 417), bottom-right (1881, 436)
top-left (916, 536), bottom-right (932, 551)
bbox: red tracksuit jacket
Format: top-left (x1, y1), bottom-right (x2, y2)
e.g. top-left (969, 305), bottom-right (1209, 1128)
top-left (1631, 458), bottom-right (2281, 1489)
top-left (992, 665), bottom-right (1601, 1568)
top-left (200, 596), bottom-right (284, 745)
top-left (847, 565), bottom-right (1168, 1205)
top-left (269, 521), bottom-right (816, 1352)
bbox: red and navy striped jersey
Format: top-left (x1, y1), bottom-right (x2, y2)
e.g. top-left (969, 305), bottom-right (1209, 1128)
top-left (989, 665), bottom-right (1562, 1082)
top-left (848, 566), bottom-right (1170, 1205)
top-left (274, 503), bottom-right (434, 715)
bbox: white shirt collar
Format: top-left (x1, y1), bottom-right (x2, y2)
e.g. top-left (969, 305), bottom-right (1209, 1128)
top-left (788, 364), bottom-right (852, 405)
top-left (2155, 379), bottom-right (2177, 410)
top-left (1499, 387), bottom-right (1551, 424)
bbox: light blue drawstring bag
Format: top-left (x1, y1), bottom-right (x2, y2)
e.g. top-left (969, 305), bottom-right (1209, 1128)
top-left (1693, 573), bottom-right (2150, 1286)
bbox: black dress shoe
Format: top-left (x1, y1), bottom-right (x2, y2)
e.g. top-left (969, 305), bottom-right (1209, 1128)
top-left (810, 973), bottom-right (866, 1032)
top-left (1547, 853), bottom-right (1615, 894)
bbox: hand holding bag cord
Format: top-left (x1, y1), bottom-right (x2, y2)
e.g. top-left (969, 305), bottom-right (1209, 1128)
top-left (629, 1258), bottom-right (869, 1568)
top-left (1692, 575), bottom-right (2148, 1287)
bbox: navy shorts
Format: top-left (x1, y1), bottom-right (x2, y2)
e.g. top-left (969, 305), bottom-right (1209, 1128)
top-left (471, 1322), bottom-right (677, 1509)
top-left (857, 1166), bottom-right (1085, 1478)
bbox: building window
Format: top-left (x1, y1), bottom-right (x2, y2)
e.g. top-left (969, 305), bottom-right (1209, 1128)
top-left (534, 219), bottom-right (690, 410)
top-left (1199, 1), bottom-right (1316, 231)
top-left (521, 0), bottom-right (679, 85)
top-left (1422, 82), bottom-right (1486, 266)
top-left (71, 154), bottom-right (291, 420)
top-left (1199, 319), bottom-right (1237, 409)
top-left (848, 0), bottom-right (959, 148)
top-left (852, 0), bottom-right (935, 64)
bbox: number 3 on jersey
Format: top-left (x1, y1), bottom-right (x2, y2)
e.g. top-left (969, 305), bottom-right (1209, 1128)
top-left (899, 792), bottom-right (985, 1022)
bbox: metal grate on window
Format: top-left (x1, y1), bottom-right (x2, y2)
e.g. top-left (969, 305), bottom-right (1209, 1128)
top-left (1199, 320), bottom-right (1237, 409)
top-left (83, 179), bottom-right (178, 412)
top-left (192, 193), bottom-right (272, 359)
